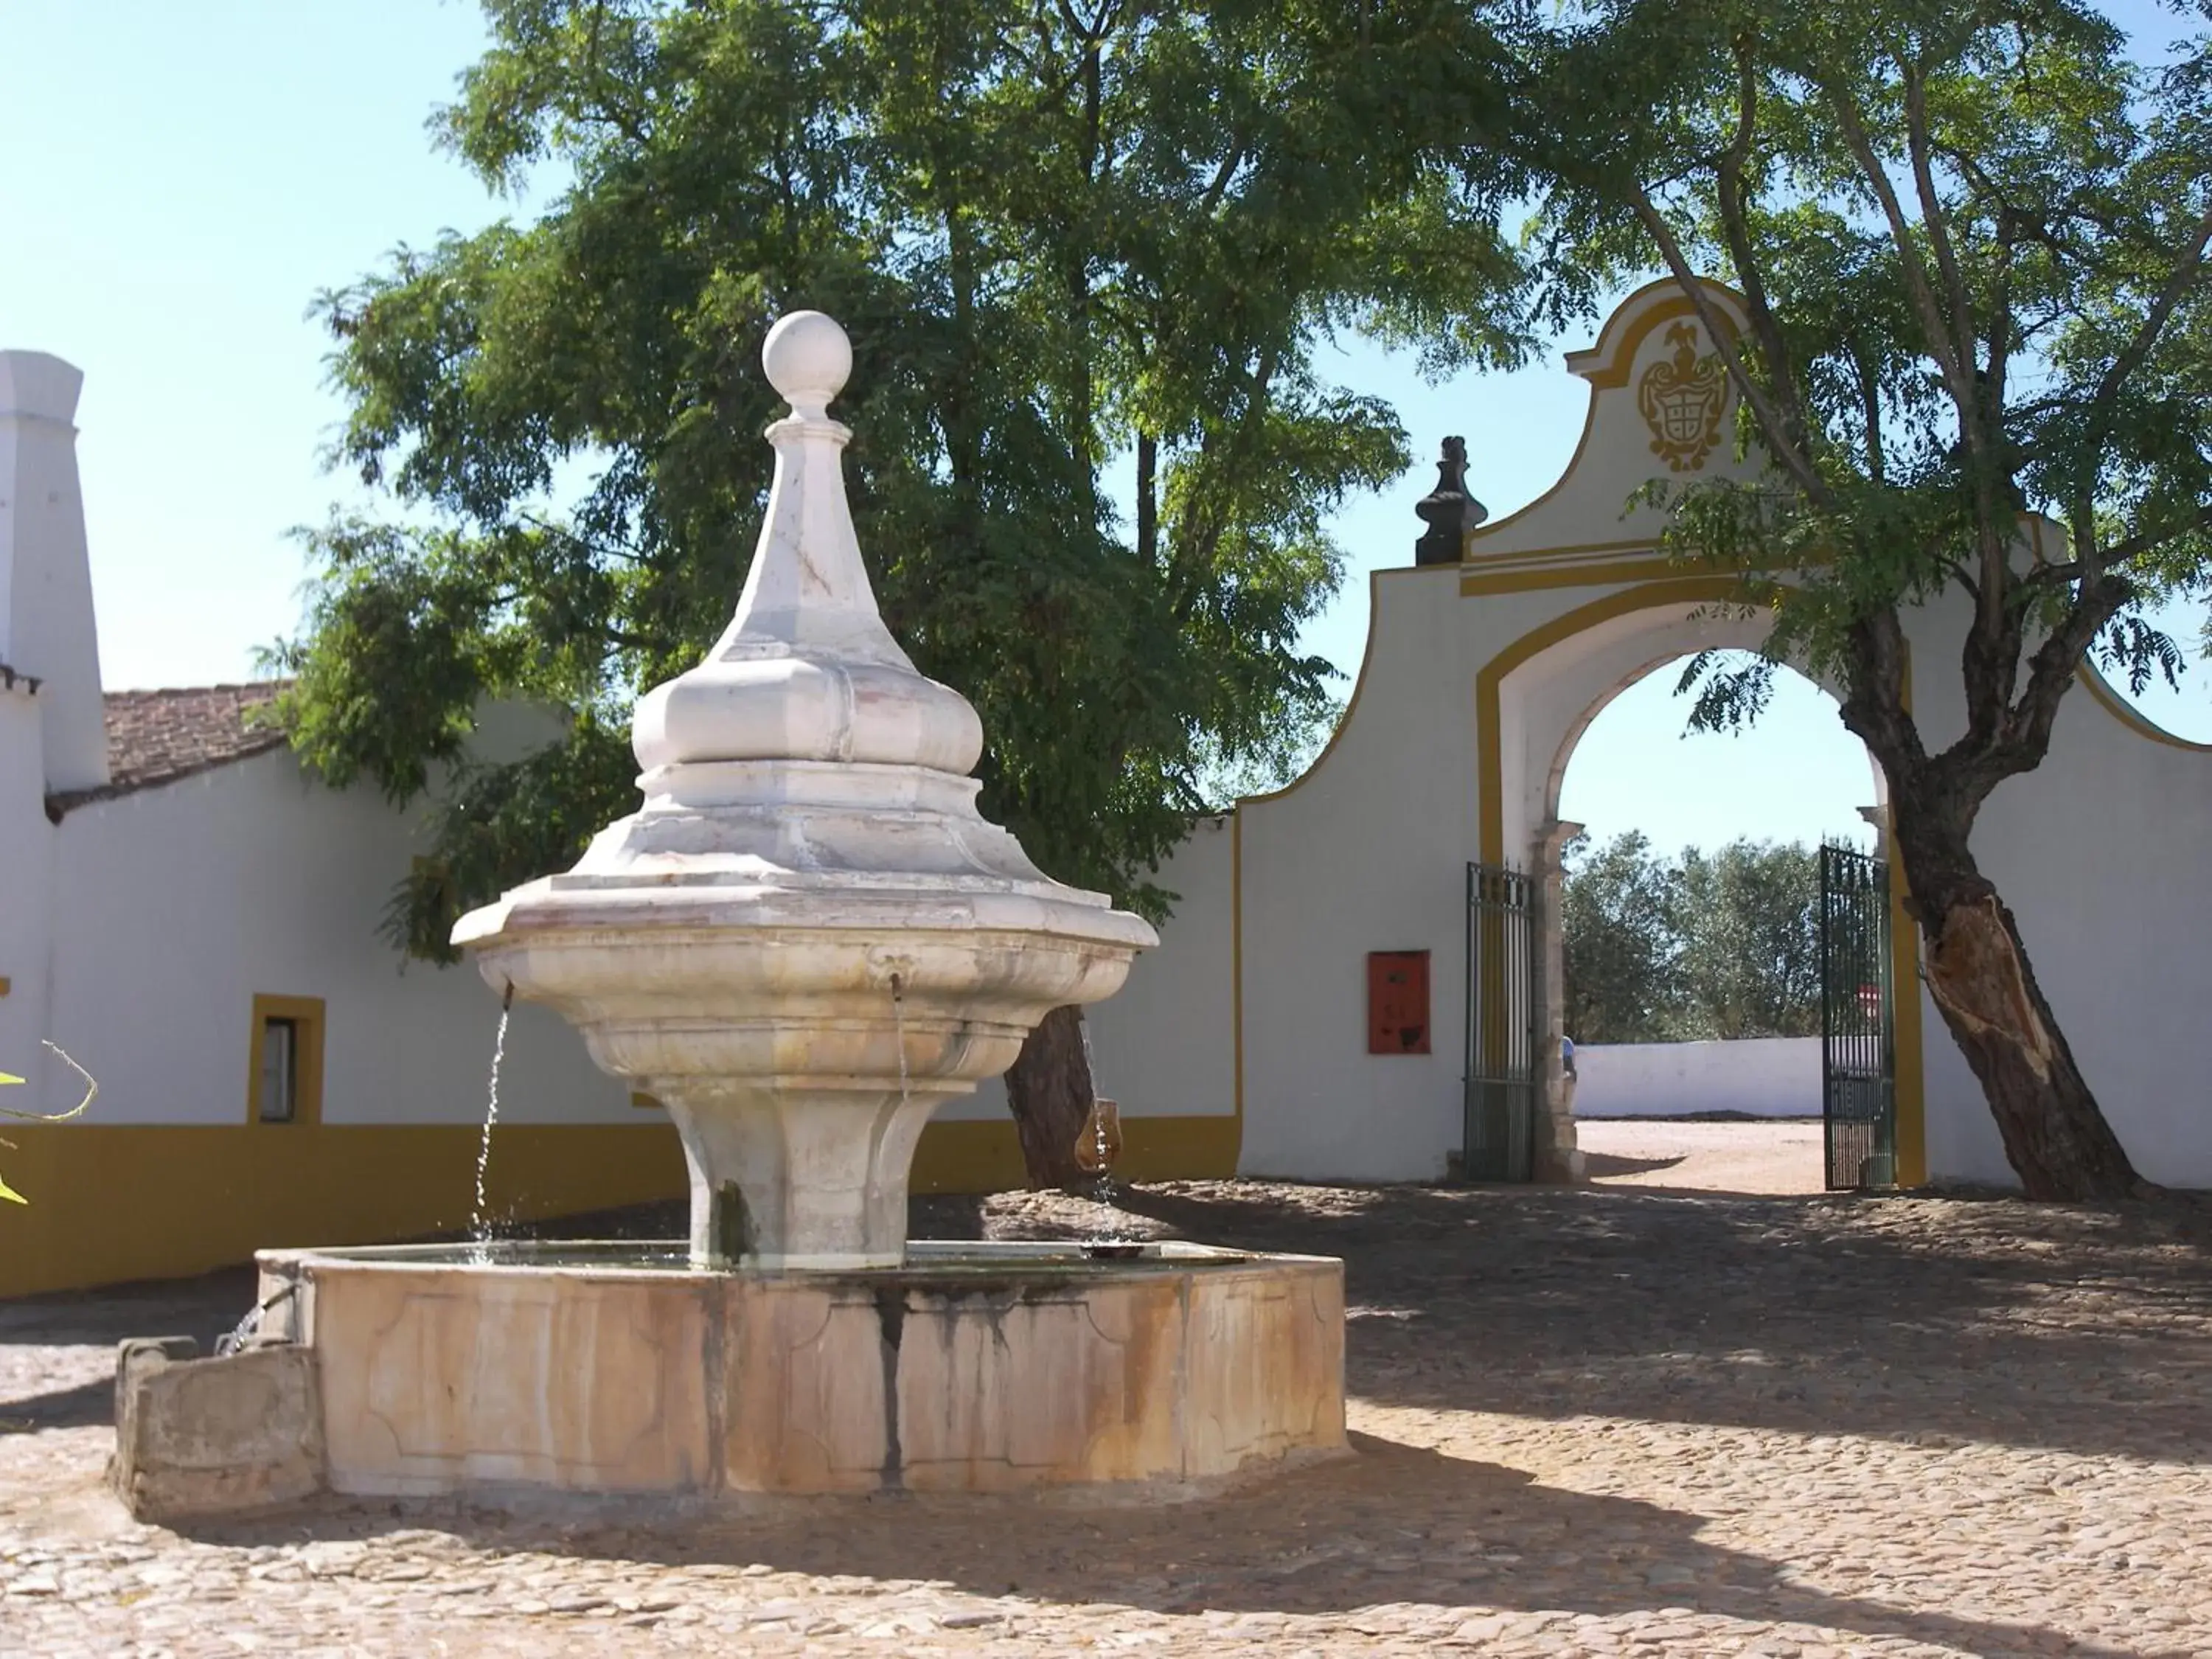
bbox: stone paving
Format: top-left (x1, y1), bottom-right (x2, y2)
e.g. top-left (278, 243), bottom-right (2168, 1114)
top-left (4, 1133), bottom-right (2212, 1656)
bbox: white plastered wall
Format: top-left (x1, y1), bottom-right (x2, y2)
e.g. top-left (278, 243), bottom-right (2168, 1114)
top-left (1893, 582), bottom-right (2212, 1187)
top-left (1084, 274), bottom-right (2212, 1192)
top-left (0, 689), bottom-right (58, 1110)
top-left (0, 352), bottom-right (108, 795)
top-left (46, 743), bottom-right (630, 1129)
top-left (1234, 567), bottom-right (1479, 1180)
top-left (946, 815), bottom-right (1239, 1125)
top-left (1573, 1038), bottom-right (1821, 1118)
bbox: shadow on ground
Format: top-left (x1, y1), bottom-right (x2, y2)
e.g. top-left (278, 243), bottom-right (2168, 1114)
top-left (1576, 1150), bottom-right (1688, 1180)
top-left (1077, 1180), bottom-right (2212, 1466)
top-left (166, 1431), bottom-right (2185, 1659)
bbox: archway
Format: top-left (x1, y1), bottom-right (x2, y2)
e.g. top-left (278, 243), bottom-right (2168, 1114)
top-left (1554, 649), bottom-right (1879, 1194)
top-left (1472, 577), bottom-right (1926, 1190)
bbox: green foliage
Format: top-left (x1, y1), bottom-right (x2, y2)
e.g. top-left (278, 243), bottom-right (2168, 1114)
top-left (0, 1046), bottom-right (100, 1207)
top-left (1191, 693), bottom-right (1346, 808)
top-left (1562, 832), bottom-right (1823, 1043)
top-left (1519, 1), bottom-right (2212, 794)
top-left (271, 0), bottom-right (1535, 948)
top-left (1559, 830), bottom-right (1681, 1042)
top-left (1672, 840), bottom-right (1823, 1040)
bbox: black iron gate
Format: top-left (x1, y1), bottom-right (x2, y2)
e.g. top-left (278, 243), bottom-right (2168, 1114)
top-left (1464, 860), bottom-right (1539, 1182)
top-left (1819, 844), bottom-right (1898, 1190)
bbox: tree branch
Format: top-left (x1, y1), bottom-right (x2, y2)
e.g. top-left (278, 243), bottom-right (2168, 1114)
top-left (1834, 608), bottom-right (1927, 783)
top-left (1819, 82), bottom-right (1978, 418)
top-left (2088, 504), bottom-right (2212, 574)
top-left (1712, 36), bottom-right (1815, 460)
top-left (1854, 349), bottom-right (1885, 485)
top-left (1965, 574), bottom-right (2132, 789)
top-left (1902, 61), bottom-right (1978, 408)
top-left (2083, 197), bottom-right (2212, 445)
top-left (1624, 189), bottom-right (1835, 509)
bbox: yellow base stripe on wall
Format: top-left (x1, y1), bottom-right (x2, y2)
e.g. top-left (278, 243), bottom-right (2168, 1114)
top-left (0, 1113), bottom-right (1243, 1298)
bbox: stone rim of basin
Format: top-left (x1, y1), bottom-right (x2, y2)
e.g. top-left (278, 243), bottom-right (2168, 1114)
top-left (449, 311), bottom-right (1158, 1273)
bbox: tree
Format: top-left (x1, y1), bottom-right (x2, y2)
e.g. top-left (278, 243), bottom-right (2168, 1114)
top-left (1559, 830), bottom-right (1680, 1042)
top-left (1520, 0), bottom-right (2212, 1197)
top-left (1674, 839), bottom-right (1821, 1040)
top-left (1561, 832), bottom-right (1823, 1042)
top-left (271, 0), bottom-right (1530, 1186)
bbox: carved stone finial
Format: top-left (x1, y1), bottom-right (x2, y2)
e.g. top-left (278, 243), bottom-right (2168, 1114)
top-left (760, 310), bottom-right (852, 421)
top-left (628, 309), bottom-right (984, 778)
top-left (1413, 436), bottom-right (1486, 566)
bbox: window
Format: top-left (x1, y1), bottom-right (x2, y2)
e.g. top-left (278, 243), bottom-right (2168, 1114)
top-left (248, 995), bottom-right (324, 1126)
top-left (259, 1018), bottom-right (298, 1122)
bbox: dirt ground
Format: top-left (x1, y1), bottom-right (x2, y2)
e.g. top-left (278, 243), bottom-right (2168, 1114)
top-left (4, 1121), bottom-right (2211, 1658)
top-left (1577, 1117), bottom-right (1825, 1195)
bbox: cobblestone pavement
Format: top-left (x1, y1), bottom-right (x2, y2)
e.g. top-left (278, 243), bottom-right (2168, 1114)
top-left (5, 1152), bottom-right (2212, 1656)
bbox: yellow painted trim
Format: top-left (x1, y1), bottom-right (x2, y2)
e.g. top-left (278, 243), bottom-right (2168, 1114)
top-left (1463, 386), bottom-right (1606, 552)
top-left (0, 975), bottom-right (10, 998)
top-left (1570, 291), bottom-right (1746, 390)
top-left (1467, 536), bottom-right (1669, 565)
top-left (1468, 278), bottom-right (1750, 552)
top-left (1459, 557), bottom-right (1680, 597)
top-left (2079, 667), bottom-right (2212, 753)
top-left (1475, 576), bottom-right (1757, 864)
top-left (631, 1091), bottom-right (663, 1110)
top-left (908, 1119), bottom-right (1031, 1192)
top-left (247, 994), bottom-right (326, 1128)
top-left (0, 1122), bottom-right (689, 1298)
top-left (906, 1114), bottom-right (1240, 1194)
top-left (2020, 514), bottom-right (2211, 754)
top-left (0, 1107), bottom-right (1242, 1295)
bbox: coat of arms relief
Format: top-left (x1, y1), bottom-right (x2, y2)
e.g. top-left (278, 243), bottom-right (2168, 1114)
top-left (1636, 321), bottom-right (1731, 471)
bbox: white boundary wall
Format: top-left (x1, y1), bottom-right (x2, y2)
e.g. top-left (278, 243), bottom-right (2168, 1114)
top-left (1571, 1037), bottom-right (1820, 1119)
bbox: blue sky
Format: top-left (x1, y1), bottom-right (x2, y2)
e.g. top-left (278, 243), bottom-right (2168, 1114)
top-left (2, 0), bottom-right (2204, 859)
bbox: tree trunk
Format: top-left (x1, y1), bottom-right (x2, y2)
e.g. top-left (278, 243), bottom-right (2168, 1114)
top-left (1003, 1004), bottom-right (1096, 1191)
top-left (1892, 815), bottom-right (2145, 1200)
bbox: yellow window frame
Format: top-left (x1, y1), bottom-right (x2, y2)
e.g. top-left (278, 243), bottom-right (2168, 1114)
top-left (247, 994), bottom-right (326, 1127)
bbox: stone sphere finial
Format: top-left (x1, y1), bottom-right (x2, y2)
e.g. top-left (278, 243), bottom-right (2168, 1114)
top-left (762, 311), bottom-right (852, 417)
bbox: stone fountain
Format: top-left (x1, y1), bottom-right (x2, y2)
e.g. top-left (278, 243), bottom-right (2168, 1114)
top-left (449, 310), bottom-right (1156, 1273)
top-left (109, 313), bottom-right (1345, 1520)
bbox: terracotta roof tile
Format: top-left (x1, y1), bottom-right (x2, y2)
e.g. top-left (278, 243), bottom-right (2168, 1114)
top-left (46, 682), bottom-right (292, 818)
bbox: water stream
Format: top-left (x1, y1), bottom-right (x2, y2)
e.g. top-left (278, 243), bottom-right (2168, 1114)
top-left (468, 984), bottom-right (515, 1260)
top-left (1077, 1014), bottom-right (1133, 1250)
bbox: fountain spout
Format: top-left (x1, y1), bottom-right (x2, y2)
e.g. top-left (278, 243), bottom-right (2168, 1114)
top-left (450, 310), bottom-right (1157, 1270)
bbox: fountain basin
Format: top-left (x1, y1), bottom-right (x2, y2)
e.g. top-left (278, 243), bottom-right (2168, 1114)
top-left (114, 1242), bottom-right (1346, 1517)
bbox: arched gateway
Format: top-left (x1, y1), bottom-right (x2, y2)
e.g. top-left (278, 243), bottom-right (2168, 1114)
top-left (920, 278), bottom-right (2212, 1197)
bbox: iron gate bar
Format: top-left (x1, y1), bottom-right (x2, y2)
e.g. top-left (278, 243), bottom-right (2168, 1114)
top-left (1464, 860), bottom-right (1539, 1183)
top-left (1819, 844), bottom-right (1899, 1191)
